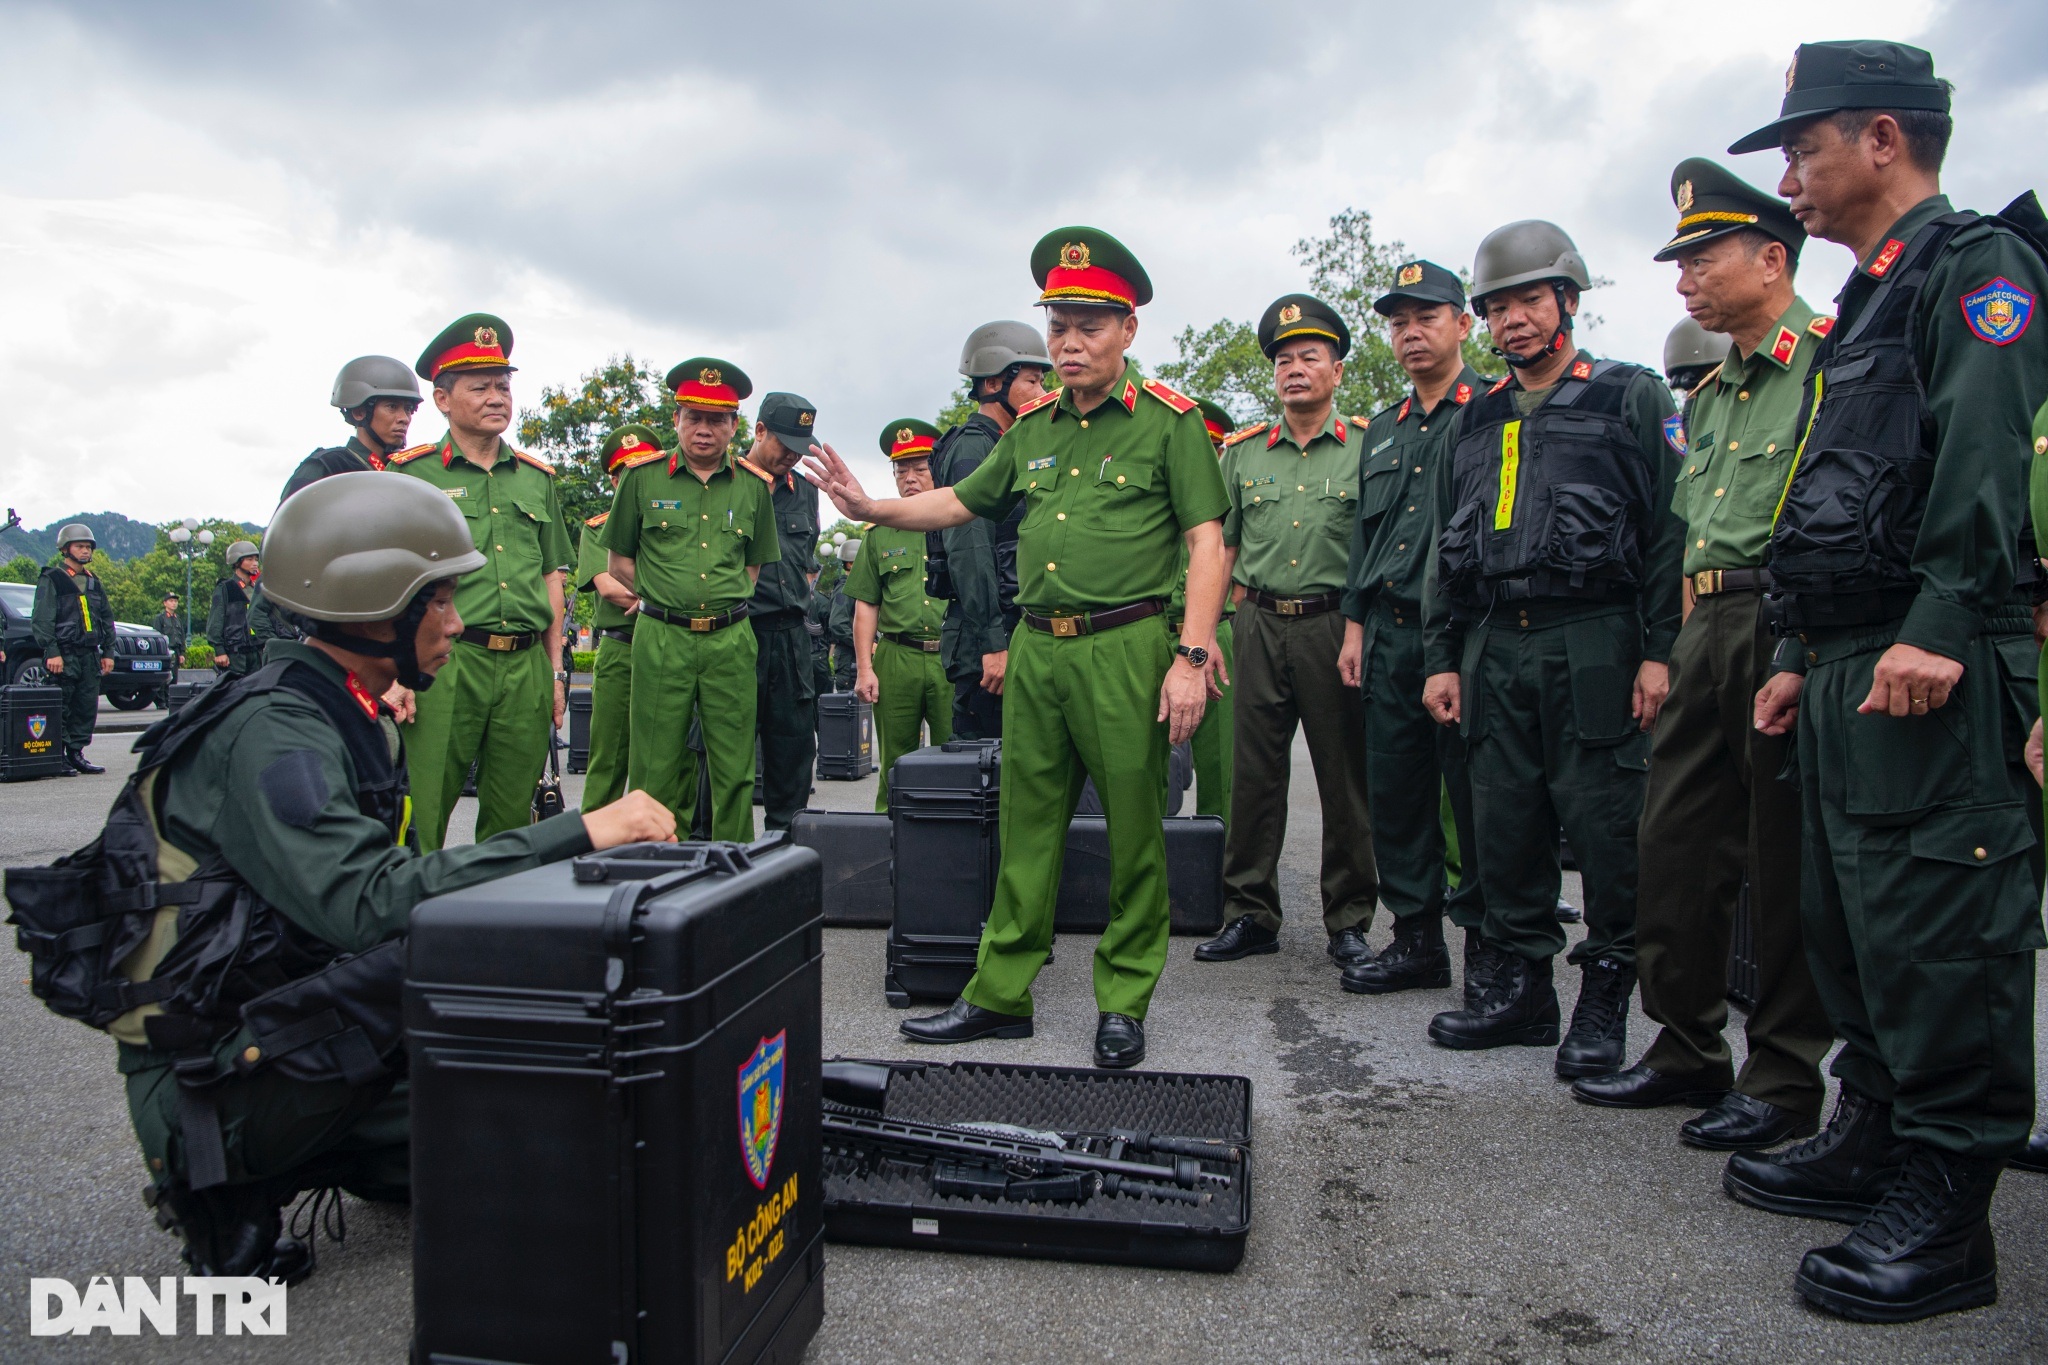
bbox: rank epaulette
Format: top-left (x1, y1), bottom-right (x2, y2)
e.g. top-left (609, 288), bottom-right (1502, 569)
top-left (1487, 376), bottom-right (1513, 395)
top-left (512, 447), bottom-right (556, 476)
top-left (1015, 388), bottom-right (1061, 420)
top-left (385, 443), bottom-right (437, 467)
top-left (1808, 315), bottom-right (1835, 338)
top-left (584, 510), bottom-right (609, 529)
top-left (1222, 422), bottom-right (1268, 448)
top-left (1141, 377), bottom-right (1197, 414)
top-left (735, 455), bottom-right (776, 485)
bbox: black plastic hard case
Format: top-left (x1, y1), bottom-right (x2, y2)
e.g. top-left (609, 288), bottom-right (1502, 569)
top-left (0, 686), bottom-right (70, 781)
top-left (885, 740), bottom-right (1001, 1004)
top-left (566, 686), bottom-right (592, 774)
top-left (790, 810), bottom-right (893, 927)
top-left (1057, 815), bottom-right (1226, 936)
top-left (815, 693), bottom-right (873, 779)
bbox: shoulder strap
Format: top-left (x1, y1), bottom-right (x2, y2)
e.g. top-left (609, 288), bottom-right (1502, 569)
top-left (1839, 213), bottom-right (1974, 350)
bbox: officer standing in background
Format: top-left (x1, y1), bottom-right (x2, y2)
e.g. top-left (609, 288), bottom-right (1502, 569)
top-left (605, 358), bottom-right (779, 840)
top-left (392, 314), bottom-right (574, 850)
top-left (1336, 261), bottom-right (1490, 997)
top-left (1664, 316), bottom-right (1734, 393)
top-left (1181, 397), bottom-right (1239, 822)
top-left (153, 594), bottom-right (187, 660)
top-left (206, 541), bottom-right (265, 678)
top-left (1421, 221), bottom-right (1681, 1077)
top-left (807, 567), bottom-right (835, 697)
top-left (279, 356), bottom-right (424, 503)
top-left (31, 523), bottom-right (114, 774)
top-left (1194, 293), bottom-right (1377, 970)
top-left (931, 322), bottom-right (1051, 739)
top-left (1571, 160), bottom-right (1834, 1152)
top-left (850, 420), bottom-right (953, 810)
top-left (746, 392), bottom-right (824, 831)
top-left (575, 424), bottom-right (666, 810)
top-left (1730, 42), bottom-right (2048, 1322)
top-left (829, 539), bottom-right (860, 691)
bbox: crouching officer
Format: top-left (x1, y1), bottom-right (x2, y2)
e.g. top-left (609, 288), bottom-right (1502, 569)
top-left (851, 421), bottom-right (953, 809)
top-left (208, 541), bottom-right (265, 677)
top-left (1421, 220), bottom-right (1682, 1077)
top-left (1, 472), bottom-right (675, 1281)
top-left (576, 424), bottom-right (667, 808)
top-left (279, 356), bottom-right (423, 502)
top-left (31, 523), bottom-right (115, 773)
top-left (1729, 41), bottom-right (2048, 1322)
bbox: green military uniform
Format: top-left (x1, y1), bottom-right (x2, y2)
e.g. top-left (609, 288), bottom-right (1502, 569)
top-left (576, 425), bottom-right (667, 810)
top-left (950, 354), bottom-right (1229, 1020)
top-left (807, 581), bottom-right (835, 697)
top-left (934, 411), bottom-right (1019, 739)
top-left (828, 555), bottom-right (858, 691)
top-left (748, 393), bottom-right (824, 831)
top-left (603, 361), bottom-right (778, 841)
top-left (247, 583), bottom-right (297, 648)
top-left (154, 607), bottom-right (188, 659)
top-left (1624, 160), bottom-right (1834, 1122)
top-left (281, 434), bottom-right (387, 504)
top-left (1346, 355), bottom-right (1491, 936)
top-left (31, 553), bottom-right (114, 754)
top-left (206, 574), bottom-right (263, 676)
top-left (2036, 397), bottom-right (2048, 836)
top-left (1177, 398), bottom-right (1241, 822)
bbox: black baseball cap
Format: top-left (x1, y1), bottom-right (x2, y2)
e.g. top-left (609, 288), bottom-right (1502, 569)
top-left (1729, 40), bottom-right (1949, 155)
top-left (1374, 260), bottom-right (1467, 315)
top-left (757, 391), bottom-right (819, 453)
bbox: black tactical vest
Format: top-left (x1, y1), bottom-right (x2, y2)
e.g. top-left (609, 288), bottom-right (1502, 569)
top-left (215, 578), bottom-right (254, 652)
top-left (40, 565), bottom-right (110, 650)
top-left (927, 414), bottom-right (1021, 611)
top-left (1436, 360), bottom-right (1658, 611)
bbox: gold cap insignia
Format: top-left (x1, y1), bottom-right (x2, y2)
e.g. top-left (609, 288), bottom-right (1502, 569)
top-left (1397, 263), bottom-right (1424, 286)
top-left (474, 326), bottom-right (499, 347)
top-left (699, 366), bottom-right (722, 386)
top-left (798, 411), bottom-right (814, 427)
top-left (896, 427), bottom-right (914, 444)
top-left (1278, 303), bottom-right (1303, 325)
top-left (1785, 50), bottom-right (1798, 92)
top-left (1060, 241), bottom-right (1091, 270)
top-left (1676, 180), bottom-right (1694, 213)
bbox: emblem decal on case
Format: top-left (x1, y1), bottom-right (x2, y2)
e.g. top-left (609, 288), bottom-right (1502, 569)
top-left (737, 1031), bottom-right (787, 1190)
top-left (27, 714), bottom-right (47, 740)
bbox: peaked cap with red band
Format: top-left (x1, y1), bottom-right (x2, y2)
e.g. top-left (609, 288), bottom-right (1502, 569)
top-left (1030, 226), bottom-right (1153, 310)
top-left (879, 417), bottom-right (941, 462)
top-left (665, 356), bottom-right (753, 411)
top-left (1195, 397), bottom-right (1234, 449)
top-left (601, 422), bottom-right (664, 472)
top-left (416, 312), bottom-right (517, 381)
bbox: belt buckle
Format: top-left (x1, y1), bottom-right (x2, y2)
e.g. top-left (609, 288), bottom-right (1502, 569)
top-left (1692, 570), bottom-right (1720, 596)
top-left (1050, 615), bottom-right (1080, 638)
top-left (921, 639), bottom-right (940, 653)
top-left (1277, 598), bottom-right (1303, 616)
top-left (486, 633), bottom-right (516, 652)
top-left (688, 616), bottom-right (714, 633)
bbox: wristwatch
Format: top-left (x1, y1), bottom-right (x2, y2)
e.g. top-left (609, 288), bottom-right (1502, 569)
top-left (1175, 644), bottom-right (1210, 668)
top-left (554, 670), bottom-right (570, 684)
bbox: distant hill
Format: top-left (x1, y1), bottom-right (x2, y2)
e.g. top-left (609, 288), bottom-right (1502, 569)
top-left (2, 511), bottom-right (169, 563)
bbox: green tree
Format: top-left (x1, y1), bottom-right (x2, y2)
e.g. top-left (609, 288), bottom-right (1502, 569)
top-left (934, 378), bottom-right (977, 431)
top-left (1, 555), bottom-right (35, 584)
top-left (516, 355), bottom-right (682, 531)
top-left (1154, 319), bottom-right (1274, 426)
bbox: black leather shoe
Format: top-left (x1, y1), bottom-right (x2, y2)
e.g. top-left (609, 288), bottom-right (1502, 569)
top-left (67, 747), bottom-right (105, 775)
top-left (1682, 1090), bottom-right (1819, 1151)
top-left (1326, 927), bottom-right (1373, 967)
top-left (1554, 958), bottom-right (1634, 1079)
top-left (1723, 1086), bottom-right (1907, 1223)
top-left (1571, 1062), bottom-right (1728, 1110)
top-left (1797, 1144), bottom-right (2002, 1323)
top-left (1193, 914), bottom-right (1279, 962)
top-left (1428, 950), bottom-right (1559, 1049)
top-left (1094, 1012), bottom-right (1145, 1069)
top-left (1554, 897), bottom-right (1581, 924)
top-left (2007, 1129), bottom-right (2048, 1174)
top-left (1460, 928), bottom-right (1507, 1011)
top-left (899, 997), bottom-right (1033, 1044)
top-left (147, 1180), bottom-right (315, 1285)
top-left (1343, 915), bottom-right (1450, 994)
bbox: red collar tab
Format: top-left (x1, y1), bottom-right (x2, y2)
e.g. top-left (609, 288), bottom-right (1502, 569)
top-left (1333, 417), bottom-right (1347, 444)
top-left (1570, 359), bottom-right (1593, 380)
top-left (1808, 315), bottom-right (1835, 338)
top-left (1398, 397), bottom-right (1412, 423)
top-left (674, 363), bottom-right (741, 409)
top-left (343, 671), bottom-right (380, 721)
top-left (1769, 326), bottom-right (1800, 366)
top-left (1868, 238), bottom-right (1906, 278)
top-left (366, 452), bottom-right (387, 471)
top-left (1487, 376), bottom-right (1512, 395)
top-left (1118, 379), bottom-right (1138, 412)
top-left (1453, 382), bottom-right (1473, 405)
top-left (439, 436), bottom-right (456, 467)
top-left (1265, 424), bottom-right (1283, 449)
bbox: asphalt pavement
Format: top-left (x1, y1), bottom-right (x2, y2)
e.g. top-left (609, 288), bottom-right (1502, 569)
top-left (3, 720), bottom-right (2046, 1363)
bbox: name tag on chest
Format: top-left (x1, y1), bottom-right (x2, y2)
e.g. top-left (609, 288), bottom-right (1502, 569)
top-left (444, 487), bottom-right (468, 498)
top-left (650, 499), bottom-right (684, 511)
top-left (1026, 456), bottom-right (1055, 471)
top-left (1370, 439), bottom-right (1396, 456)
top-left (1243, 475), bottom-right (1277, 488)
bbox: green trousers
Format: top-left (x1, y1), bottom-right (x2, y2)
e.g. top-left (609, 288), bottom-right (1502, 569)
top-left (754, 617), bottom-right (818, 831)
top-left (1635, 592), bottom-right (1830, 1115)
top-left (960, 619), bottom-right (1174, 1020)
top-left (1188, 617), bottom-right (1234, 821)
top-left (1362, 608), bottom-right (1484, 927)
top-left (584, 632), bottom-right (634, 810)
top-left (1463, 604), bottom-right (1647, 966)
top-left (405, 640), bottom-right (552, 852)
top-left (1222, 605), bottom-right (1377, 935)
top-left (632, 615), bottom-right (757, 841)
top-left (872, 637), bottom-right (951, 812)
top-left (55, 651), bottom-right (101, 748)
top-left (122, 1041), bottom-right (409, 1200)
top-left (1797, 626), bottom-right (2042, 1157)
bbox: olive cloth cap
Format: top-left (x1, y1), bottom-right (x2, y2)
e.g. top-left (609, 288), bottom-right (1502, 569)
top-left (1729, 40), bottom-right (1949, 155)
top-left (263, 472), bottom-right (486, 622)
top-left (416, 314), bottom-right (516, 382)
top-left (601, 423), bottom-right (663, 472)
top-left (1031, 227), bottom-right (1153, 310)
top-left (1257, 294), bottom-right (1351, 361)
top-left (879, 418), bottom-right (940, 462)
top-left (666, 357), bottom-right (752, 411)
top-left (758, 392), bottom-right (820, 453)
top-left (1654, 158), bottom-right (1804, 262)
top-left (1194, 399), bottom-right (1234, 448)
top-left (1374, 260), bottom-right (1467, 315)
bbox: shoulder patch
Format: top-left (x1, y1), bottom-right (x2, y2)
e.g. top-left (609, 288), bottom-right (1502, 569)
top-left (1140, 377), bottom-right (1198, 414)
top-left (1960, 277), bottom-right (2035, 346)
top-left (1661, 412), bottom-right (1687, 455)
top-left (1867, 238), bottom-right (1906, 278)
top-left (1807, 315), bottom-right (1835, 338)
top-left (1222, 422), bottom-right (1269, 448)
top-left (511, 448), bottom-right (556, 476)
top-left (1015, 388), bottom-right (1061, 419)
top-left (385, 443), bottom-right (437, 467)
top-left (1569, 359), bottom-right (1593, 381)
top-left (584, 510), bottom-right (610, 528)
top-left (735, 455), bottom-right (776, 485)
top-left (1349, 414), bottom-right (1373, 429)
top-left (259, 748), bottom-right (331, 830)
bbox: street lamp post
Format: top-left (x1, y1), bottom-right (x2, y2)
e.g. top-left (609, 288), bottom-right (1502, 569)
top-left (167, 520), bottom-right (214, 656)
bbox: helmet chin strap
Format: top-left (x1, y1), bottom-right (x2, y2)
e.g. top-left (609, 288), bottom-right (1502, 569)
top-left (980, 368), bottom-right (1024, 418)
top-left (1493, 281), bottom-right (1576, 370)
top-left (311, 589), bottom-right (439, 692)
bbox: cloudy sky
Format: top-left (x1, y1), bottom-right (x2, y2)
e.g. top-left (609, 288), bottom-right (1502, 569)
top-left (1, 0), bottom-right (2041, 528)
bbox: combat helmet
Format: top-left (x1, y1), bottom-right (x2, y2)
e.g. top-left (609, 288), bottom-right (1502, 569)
top-left (224, 540), bottom-right (260, 569)
top-left (959, 321), bottom-right (1054, 416)
top-left (330, 356), bottom-right (423, 414)
top-left (1470, 220), bottom-right (1592, 368)
top-left (1663, 318), bottom-right (1733, 391)
top-left (55, 523), bottom-right (95, 551)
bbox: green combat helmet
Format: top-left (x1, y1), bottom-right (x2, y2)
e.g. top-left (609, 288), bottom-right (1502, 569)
top-left (1664, 317), bottom-right (1733, 392)
top-left (1469, 220), bottom-right (1592, 367)
top-left (330, 356), bottom-right (422, 415)
top-left (224, 541), bottom-right (260, 569)
top-left (55, 523), bottom-right (95, 551)
top-left (263, 471), bottom-right (487, 688)
top-left (959, 320), bottom-right (1054, 417)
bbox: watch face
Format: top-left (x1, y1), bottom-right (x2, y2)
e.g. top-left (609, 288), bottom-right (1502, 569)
top-left (1181, 645), bottom-right (1208, 666)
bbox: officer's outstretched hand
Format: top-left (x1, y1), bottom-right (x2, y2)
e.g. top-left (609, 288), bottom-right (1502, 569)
top-left (800, 444), bottom-right (875, 521)
top-left (1858, 642), bottom-right (1962, 718)
top-left (582, 790), bottom-right (678, 848)
top-left (1422, 672), bottom-right (1461, 726)
top-left (1753, 672), bottom-right (1804, 736)
top-left (1632, 660), bottom-right (1669, 732)
top-left (1159, 656), bottom-right (1208, 745)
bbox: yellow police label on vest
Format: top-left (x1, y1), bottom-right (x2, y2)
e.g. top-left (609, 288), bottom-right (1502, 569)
top-left (726, 1171), bottom-right (799, 1292)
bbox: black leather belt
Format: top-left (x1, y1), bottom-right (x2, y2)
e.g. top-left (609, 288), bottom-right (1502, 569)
top-left (460, 628), bottom-right (538, 652)
top-left (1691, 568), bottom-right (1770, 597)
top-left (1023, 598), bottom-right (1166, 637)
top-left (1246, 588), bottom-right (1342, 617)
top-left (596, 626), bottom-right (634, 645)
top-left (881, 632), bottom-right (942, 653)
top-left (639, 601), bottom-right (745, 633)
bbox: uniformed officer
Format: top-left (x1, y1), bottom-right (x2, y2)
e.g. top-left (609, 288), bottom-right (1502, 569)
top-left (1182, 398), bottom-right (1239, 821)
top-left (392, 314), bottom-right (575, 850)
top-left (1728, 42), bottom-right (2048, 1322)
top-left (206, 541), bottom-right (265, 678)
top-left (806, 568), bottom-right (835, 697)
top-left (746, 392), bottom-right (824, 831)
top-left (604, 358), bottom-right (779, 840)
top-left (1194, 294), bottom-right (1378, 968)
top-left (931, 322), bottom-right (1053, 739)
top-left (30, 523), bottom-right (114, 773)
top-left (279, 356), bottom-right (423, 503)
top-left (100, 471), bottom-right (672, 1280)
top-left (1335, 261), bottom-right (1492, 997)
top-left (2022, 393), bottom-right (2048, 1178)
top-left (807, 227), bottom-right (1229, 1068)
top-left (247, 579), bottom-right (299, 649)
top-left (1663, 316), bottom-right (1733, 394)
top-left (575, 424), bottom-right (666, 809)
top-left (153, 594), bottom-right (187, 660)
top-left (850, 420), bottom-right (953, 810)
top-left (1570, 160), bottom-right (1836, 1151)
top-left (1421, 221), bottom-right (1682, 1076)
top-left (828, 539), bottom-right (860, 691)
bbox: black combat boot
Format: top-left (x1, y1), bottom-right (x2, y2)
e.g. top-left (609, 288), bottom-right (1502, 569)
top-left (1796, 1143), bottom-right (2002, 1322)
top-left (67, 747), bottom-right (105, 775)
top-left (1554, 957), bottom-right (1634, 1079)
top-left (1341, 915), bottom-right (1450, 995)
top-left (146, 1180), bottom-right (313, 1284)
top-left (1427, 950), bottom-right (1559, 1049)
top-left (1460, 928), bottom-right (1506, 1011)
top-left (1722, 1085), bottom-right (1908, 1222)
top-left (1326, 926), bottom-right (1373, 967)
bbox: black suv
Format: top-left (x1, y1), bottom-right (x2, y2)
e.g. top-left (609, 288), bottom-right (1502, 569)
top-left (0, 580), bottom-right (177, 709)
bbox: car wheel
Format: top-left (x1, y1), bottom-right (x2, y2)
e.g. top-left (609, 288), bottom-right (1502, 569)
top-left (108, 690), bottom-right (155, 711)
top-left (10, 657), bottom-right (49, 688)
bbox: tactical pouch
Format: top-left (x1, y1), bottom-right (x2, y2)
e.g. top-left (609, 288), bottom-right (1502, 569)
top-left (5, 864), bottom-right (107, 1022)
top-left (239, 939), bottom-right (407, 1086)
top-left (924, 529), bottom-right (953, 601)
